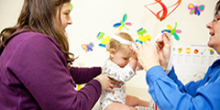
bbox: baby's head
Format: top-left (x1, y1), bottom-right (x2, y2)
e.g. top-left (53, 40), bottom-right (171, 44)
top-left (106, 32), bottom-right (134, 67)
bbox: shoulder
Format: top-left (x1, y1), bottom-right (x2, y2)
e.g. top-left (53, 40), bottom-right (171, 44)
top-left (6, 31), bottom-right (65, 60)
top-left (11, 31), bottom-right (62, 51)
top-left (20, 31), bottom-right (59, 47)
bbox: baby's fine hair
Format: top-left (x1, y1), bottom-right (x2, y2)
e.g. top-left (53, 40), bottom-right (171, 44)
top-left (106, 32), bottom-right (134, 55)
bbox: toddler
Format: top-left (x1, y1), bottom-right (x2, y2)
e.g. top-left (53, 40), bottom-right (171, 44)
top-left (100, 32), bottom-right (149, 110)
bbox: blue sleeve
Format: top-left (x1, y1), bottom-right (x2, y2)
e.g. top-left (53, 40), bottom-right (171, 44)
top-left (146, 66), bottom-right (220, 110)
top-left (167, 67), bottom-right (204, 96)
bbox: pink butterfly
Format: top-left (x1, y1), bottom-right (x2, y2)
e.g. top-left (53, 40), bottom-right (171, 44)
top-left (188, 3), bottom-right (205, 16)
top-left (82, 42), bottom-right (94, 52)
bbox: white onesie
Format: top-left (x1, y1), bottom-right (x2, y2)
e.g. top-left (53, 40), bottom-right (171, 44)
top-left (99, 59), bottom-right (136, 110)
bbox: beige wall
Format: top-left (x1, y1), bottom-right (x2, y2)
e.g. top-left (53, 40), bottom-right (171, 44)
top-left (0, 0), bottom-right (24, 30)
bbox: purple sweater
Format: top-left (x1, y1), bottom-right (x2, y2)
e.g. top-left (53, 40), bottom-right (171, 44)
top-left (0, 29), bottom-right (102, 110)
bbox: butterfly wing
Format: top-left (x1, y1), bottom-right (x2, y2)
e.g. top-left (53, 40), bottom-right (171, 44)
top-left (188, 3), bottom-right (195, 10)
top-left (125, 22), bottom-right (132, 26)
top-left (137, 29), bottom-right (147, 35)
top-left (118, 25), bottom-right (123, 30)
top-left (137, 28), bottom-right (143, 32)
top-left (101, 36), bottom-right (111, 44)
top-left (198, 5), bottom-right (205, 12)
top-left (97, 32), bottom-right (104, 40)
top-left (144, 34), bottom-right (151, 41)
top-left (99, 43), bottom-right (106, 47)
top-left (113, 23), bottom-right (121, 27)
top-left (167, 24), bottom-right (173, 30)
top-left (175, 30), bottom-right (182, 33)
top-left (188, 3), bottom-right (195, 14)
top-left (173, 33), bottom-right (180, 41)
top-left (82, 44), bottom-right (87, 52)
top-left (86, 44), bottom-right (93, 51)
top-left (89, 42), bottom-right (94, 47)
top-left (196, 9), bottom-right (200, 15)
top-left (162, 29), bottom-right (171, 33)
top-left (122, 14), bottom-right (127, 22)
top-left (196, 5), bottom-right (205, 16)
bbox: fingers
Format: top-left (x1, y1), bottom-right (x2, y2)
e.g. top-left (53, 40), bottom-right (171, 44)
top-left (135, 42), bottom-right (142, 48)
top-left (108, 77), bottom-right (122, 83)
top-left (131, 43), bottom-right (138, 51)
top-left (131, 42), bottom-right (141, 56)
top-left (108, 79), bottom-right (121, 93)
top-left (155, 33), bottom-right (171, 50)
top-left (145, 40), bottom-right (154, 47)
top-left (108, 87), bottom-right (115, 93)
top-left (162, 33), bottom-right (171, 44)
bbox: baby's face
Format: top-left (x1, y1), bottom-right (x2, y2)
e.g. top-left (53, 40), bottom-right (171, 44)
top-left (111, 48), bottom-right (132, 67)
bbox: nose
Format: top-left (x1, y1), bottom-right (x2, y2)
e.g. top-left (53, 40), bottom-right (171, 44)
top-left (206, 21), bottom-right (212, 29)
top-left (68, 17), bottom-right (72, 25)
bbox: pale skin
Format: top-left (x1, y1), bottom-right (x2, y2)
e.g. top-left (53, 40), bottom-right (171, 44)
top-left (206, 11), bottom-right (220, 54)
top-left (104, 47), bottom-right (149, 110)
top-left (57, 2), bottom-right (121, 93)
top-left (131, 33), bottom-right (172, 73)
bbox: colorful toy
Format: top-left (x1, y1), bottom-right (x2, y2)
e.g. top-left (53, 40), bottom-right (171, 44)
top-left (97, 32), bottom-right (111, 47)
top-left (113, 14), bottom-right (132, 31)
top-left (145, 0), bottom-right (182, 21)
top-left (136, 28), bottom-right (151, 44)
top-left (99, 36), bottom-right (111, 47)
top-left (188, 3), bottom-right (205, 16)
top-left (137, 28), bottom-right (147, 35)
top-left (97, 32), bottom-right (105, 40)
top-left (162, 22), bottom-right (181, 41)
top-left (81, 42), bottom-right (94, 52)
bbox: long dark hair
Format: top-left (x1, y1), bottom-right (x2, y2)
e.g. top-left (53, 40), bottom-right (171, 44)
top-left (0, 0), bottom-right (76, 68)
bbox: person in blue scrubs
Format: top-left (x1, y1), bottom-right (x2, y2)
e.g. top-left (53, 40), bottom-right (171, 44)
top-left (132, 1), bottom-right (220, 110)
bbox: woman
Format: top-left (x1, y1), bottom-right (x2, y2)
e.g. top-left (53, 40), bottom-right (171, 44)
top-left (132, 1), bottom-right (220, 110)
top-left (0, 0), bottom-right (120, 109)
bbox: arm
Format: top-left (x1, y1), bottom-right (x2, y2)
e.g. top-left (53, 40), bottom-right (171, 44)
top-left (167, 67), bottom-right (204, 94)
top-left (133, 36), bottom-right (220, 109)
top-left (70, 66), bottom-right (101, 84)
top-left (147, 66), bottom-right (220, 110)
top-left (129, 55), bottom-right (138, 71)
top-left (9, 34), bottom-right (101, 110)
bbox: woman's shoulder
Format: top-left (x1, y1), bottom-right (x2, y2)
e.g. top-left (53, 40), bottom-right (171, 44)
top-left (11, 31), bottom-right (61, 50)
top-left (19, 31), bottom-right (58, 45)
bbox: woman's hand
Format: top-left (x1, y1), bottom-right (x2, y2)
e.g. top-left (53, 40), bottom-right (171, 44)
top-left (95, 74), bottom-right (121, 93)
top-left (131, 41), bottom-right (160, 72)
top-left (154, 33), bottom-right (172, 70)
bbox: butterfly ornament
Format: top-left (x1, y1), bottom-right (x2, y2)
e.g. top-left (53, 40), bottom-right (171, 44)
top-left (113, 14), bottom-right (132, 31)
top-left (82, 42), bottom-right (94, 52)
top-left (136, 28), bottom-right (151, 44)
top-left (188, 3), bottom-right (205, 16)
top-left (97, 32), bottom-right (111, 47)
top-left (162, 22), bottom-right (181, 41)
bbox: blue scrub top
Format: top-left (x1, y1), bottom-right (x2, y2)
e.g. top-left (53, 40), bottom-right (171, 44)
top-left (146, 59), bottom-right (220, 110)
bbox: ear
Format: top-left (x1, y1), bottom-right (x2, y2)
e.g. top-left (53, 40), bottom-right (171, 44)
top-left (110, 49), bottom-right (115, 58)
